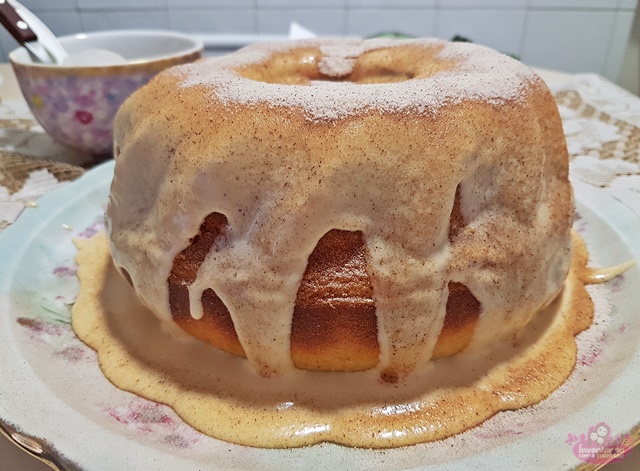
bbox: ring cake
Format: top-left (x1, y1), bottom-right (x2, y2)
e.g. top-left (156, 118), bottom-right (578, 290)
top-left (105, 38), bottom-right (573, 383)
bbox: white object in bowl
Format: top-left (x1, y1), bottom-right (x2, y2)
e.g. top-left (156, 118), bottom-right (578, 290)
top-left (61, 49), bottom-right (127, 67)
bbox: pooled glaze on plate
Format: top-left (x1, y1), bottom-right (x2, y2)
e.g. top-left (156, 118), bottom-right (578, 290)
top-left (72, 231), bottom-right (599, 448)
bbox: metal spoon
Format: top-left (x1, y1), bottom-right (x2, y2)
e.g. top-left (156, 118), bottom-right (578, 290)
top-left (0, 0), bottom-right (56, 63)
top-left (0, 0), bottom-right (126, 66)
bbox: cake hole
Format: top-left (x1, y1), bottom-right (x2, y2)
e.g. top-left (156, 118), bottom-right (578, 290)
top-left (432, 282), bottom-right (481, 359)
top-left (236, 44), bottom-right (453, 86)
top-left (346, 67), bottom-right (416, 84)
top-left (290, 229), bottom-right (379, 371)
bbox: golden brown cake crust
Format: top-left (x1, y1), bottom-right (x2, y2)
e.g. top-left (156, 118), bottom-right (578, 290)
top-left (106, 38), bottom-right (573, 379)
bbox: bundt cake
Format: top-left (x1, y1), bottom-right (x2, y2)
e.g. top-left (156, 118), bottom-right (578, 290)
top-left (105, 38), bottom-right (573, 382)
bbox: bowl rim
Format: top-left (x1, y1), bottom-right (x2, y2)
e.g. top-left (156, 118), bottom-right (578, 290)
top-left (8, 29), bottom-right (204, 69)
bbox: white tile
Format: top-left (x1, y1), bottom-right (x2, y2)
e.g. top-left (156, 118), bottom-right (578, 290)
top-left (77, 0), bottom-right (165, 10)
top-left (0, 33), bottom-right (6, 61)
top-left (80, 11), bottom-right (169, 31)
top-left (528, 0), bottom-right (618, 9)
top-left (0, 28), bottom-right (33, 60)
top-left (347, 0), bottom-right (436, 7)
top-left (19, 0), bottom-right (77, 10)
top-left (436, 9), bottom-right (525, 56)
top-left (619, 0), bottom-right (638, 9)
top-left (347, 9), bottom-right (436, 38)
top-left (169, 10), bottom-right (258, 34)
top-left (167, 0), bottom-right (254, 8)
top-left (521, 10), bottom-right (616, 74)
top-left (603, 10), bottom-right (635, 81)
top-left (258, 0), bottom-right (345, 7)
top-left (439, 0), bottom-right (526, 8)
top-left (259, 9), bottom-right (345, 35)
top-left (0, 30), bottom-right (16, 61)
top-left (33, 12), bottom-right (83, 37)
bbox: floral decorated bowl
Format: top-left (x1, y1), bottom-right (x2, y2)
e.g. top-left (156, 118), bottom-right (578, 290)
top-left (9, 30), bottom-right (203, 156)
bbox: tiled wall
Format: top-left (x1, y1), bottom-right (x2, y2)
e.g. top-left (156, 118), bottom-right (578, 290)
top-left (3, 0), bottom-right (637, 83)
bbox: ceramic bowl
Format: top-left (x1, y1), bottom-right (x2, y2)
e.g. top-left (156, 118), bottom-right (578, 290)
top-left (9, 30), bottom-right (203, 156)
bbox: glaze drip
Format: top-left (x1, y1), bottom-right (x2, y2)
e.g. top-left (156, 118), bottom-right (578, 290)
top-left (106, 38), bottom-right (573, 380)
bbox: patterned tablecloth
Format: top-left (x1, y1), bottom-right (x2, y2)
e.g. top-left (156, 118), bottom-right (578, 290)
top-left (1, 69), bottom-right (639, 470)
top-left (0, 98), bottom-right (94, 232)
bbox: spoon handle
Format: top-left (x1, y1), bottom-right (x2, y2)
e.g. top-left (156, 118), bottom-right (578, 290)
top-left (0, 0), bottom-right (37, 45)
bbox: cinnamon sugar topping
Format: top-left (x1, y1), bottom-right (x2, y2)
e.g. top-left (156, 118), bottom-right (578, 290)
top-left (177, 38), bottom-right (538, 121)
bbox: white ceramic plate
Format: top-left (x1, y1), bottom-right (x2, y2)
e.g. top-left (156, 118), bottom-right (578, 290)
top-left (0, 160), bottom-right (638, 470)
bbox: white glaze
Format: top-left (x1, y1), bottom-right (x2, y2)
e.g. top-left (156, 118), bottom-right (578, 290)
top-left (106, 38), bottom-right (574, 380)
